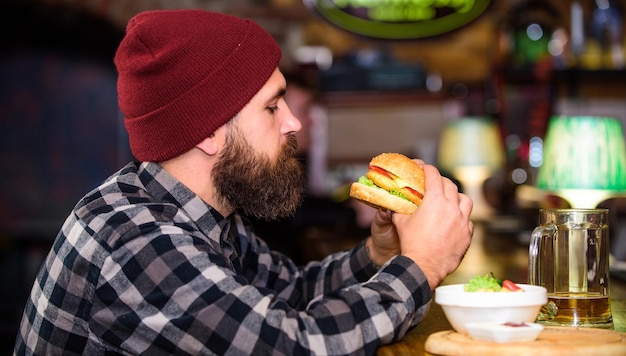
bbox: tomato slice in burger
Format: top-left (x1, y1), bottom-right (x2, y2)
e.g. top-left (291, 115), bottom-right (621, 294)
top-left (403, 186), bottom-right (424, 199)
top-left (369, 165), bottom-right (392, 179)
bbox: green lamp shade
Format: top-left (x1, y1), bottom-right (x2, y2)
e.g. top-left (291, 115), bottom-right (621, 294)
top-left (537, 116), bottom-right (626, 207)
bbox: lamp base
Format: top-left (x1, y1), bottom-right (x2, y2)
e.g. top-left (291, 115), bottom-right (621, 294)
top-left (454, 166), bottom-right (494, 221)
top-left (556, 189), bottom-right (626, 209)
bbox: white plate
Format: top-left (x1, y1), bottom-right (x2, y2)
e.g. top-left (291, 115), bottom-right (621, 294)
top-left (465, 322), bottom-right (544, 343)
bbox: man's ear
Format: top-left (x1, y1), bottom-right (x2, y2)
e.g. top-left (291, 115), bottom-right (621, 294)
top-left (195, 133), bottom-right (220, 156)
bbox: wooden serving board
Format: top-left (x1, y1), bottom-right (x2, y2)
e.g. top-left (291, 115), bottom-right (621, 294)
top-left (424, 326), bottom-right (626, 356)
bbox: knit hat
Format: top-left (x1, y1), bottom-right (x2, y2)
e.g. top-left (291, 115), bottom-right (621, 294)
top-left (114, 9), bottom-right (282, 162)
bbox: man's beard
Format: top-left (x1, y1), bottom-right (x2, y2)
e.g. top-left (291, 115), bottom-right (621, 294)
top-left (213, 129), bottom-right (306, 220)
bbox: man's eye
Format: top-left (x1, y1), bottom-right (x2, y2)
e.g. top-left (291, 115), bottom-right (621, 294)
top-left (268, 105), bottom-right (279, 114)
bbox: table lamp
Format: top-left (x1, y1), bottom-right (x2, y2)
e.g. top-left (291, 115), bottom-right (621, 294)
top-left (537, 116), bottom-right (626, 208)
top-left (438, 117), bottom-right (505, 219)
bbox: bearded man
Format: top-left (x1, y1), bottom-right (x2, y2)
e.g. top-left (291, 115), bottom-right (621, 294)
top-left (14, 9), bottom-right (473, 355)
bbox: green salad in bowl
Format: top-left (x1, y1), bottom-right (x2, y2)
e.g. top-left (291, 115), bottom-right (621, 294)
top-left (464, 273), bottom-right (524, 292)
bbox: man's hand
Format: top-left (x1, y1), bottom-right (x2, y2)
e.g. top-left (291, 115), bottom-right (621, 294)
top-left (366, 208), bottom-right (400, 268)
top-left (366, 162), bottom-right (473, 290)
top-left (394, 164), bottom-right (473, 289)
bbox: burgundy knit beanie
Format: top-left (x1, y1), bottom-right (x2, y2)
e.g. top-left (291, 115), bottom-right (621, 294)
top-left (114, 9), bottom-right (282, 162)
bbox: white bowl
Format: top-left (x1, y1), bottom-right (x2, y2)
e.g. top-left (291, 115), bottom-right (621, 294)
top-left (434, 284), bottom-right (547, 333)
top-left (465, 322), bottom-right (544, 343)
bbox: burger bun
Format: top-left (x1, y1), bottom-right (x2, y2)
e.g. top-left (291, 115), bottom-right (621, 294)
top-left (349, 181), bottom-right (418, 215)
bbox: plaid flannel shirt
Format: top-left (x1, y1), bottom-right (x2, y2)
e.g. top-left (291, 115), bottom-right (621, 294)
top-left (14, 161), bottom-right (432, 355)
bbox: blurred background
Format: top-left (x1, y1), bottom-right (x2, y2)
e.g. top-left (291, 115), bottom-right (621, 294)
top-left (1, 0), bottom-right (626, 351)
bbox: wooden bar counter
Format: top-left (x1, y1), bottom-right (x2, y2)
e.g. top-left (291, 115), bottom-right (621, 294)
top-left (378, 222), bottom-right (626, 355)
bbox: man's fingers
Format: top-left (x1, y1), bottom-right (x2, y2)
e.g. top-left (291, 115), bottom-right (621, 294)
top-left (422, 164), bottom-right (444, 196)
top-left (459, 193), bottom-right (474, 222)
top-left (443, 177), bottom-right (460, 201)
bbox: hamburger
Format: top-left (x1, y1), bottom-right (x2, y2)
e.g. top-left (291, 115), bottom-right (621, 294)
top-left (349, 153), bottom-right (425, 214)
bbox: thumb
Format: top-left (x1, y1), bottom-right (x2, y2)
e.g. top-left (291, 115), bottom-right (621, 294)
top-left (371, 209), bottom-right (393, 235)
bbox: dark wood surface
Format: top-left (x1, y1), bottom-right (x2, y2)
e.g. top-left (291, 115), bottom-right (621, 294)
top-left (378, 222), bottom-right (626, 355)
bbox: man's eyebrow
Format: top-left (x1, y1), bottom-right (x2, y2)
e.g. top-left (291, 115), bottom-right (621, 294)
top-left (271, 88), bottom-right (286, 101)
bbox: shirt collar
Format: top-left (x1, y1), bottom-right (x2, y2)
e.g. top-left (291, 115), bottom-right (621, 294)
top-left (137, 161), bottom-right (230, 245)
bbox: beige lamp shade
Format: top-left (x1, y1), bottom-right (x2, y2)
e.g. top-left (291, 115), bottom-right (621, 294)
top-left (438, 117), bottom-right (505, 177)
top-left (438, 117), bottom-right (505, 219)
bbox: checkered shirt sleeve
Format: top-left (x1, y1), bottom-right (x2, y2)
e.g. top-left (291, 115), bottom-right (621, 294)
top-left (14, 162), bottom-right (432, 355)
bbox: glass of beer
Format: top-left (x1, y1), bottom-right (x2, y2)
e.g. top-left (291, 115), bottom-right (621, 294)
top-left (528, 208), bottom-right (613, 329)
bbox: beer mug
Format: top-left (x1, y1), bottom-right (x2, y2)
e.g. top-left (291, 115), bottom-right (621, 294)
top-left (528, 208), bottom-right (613, 329)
